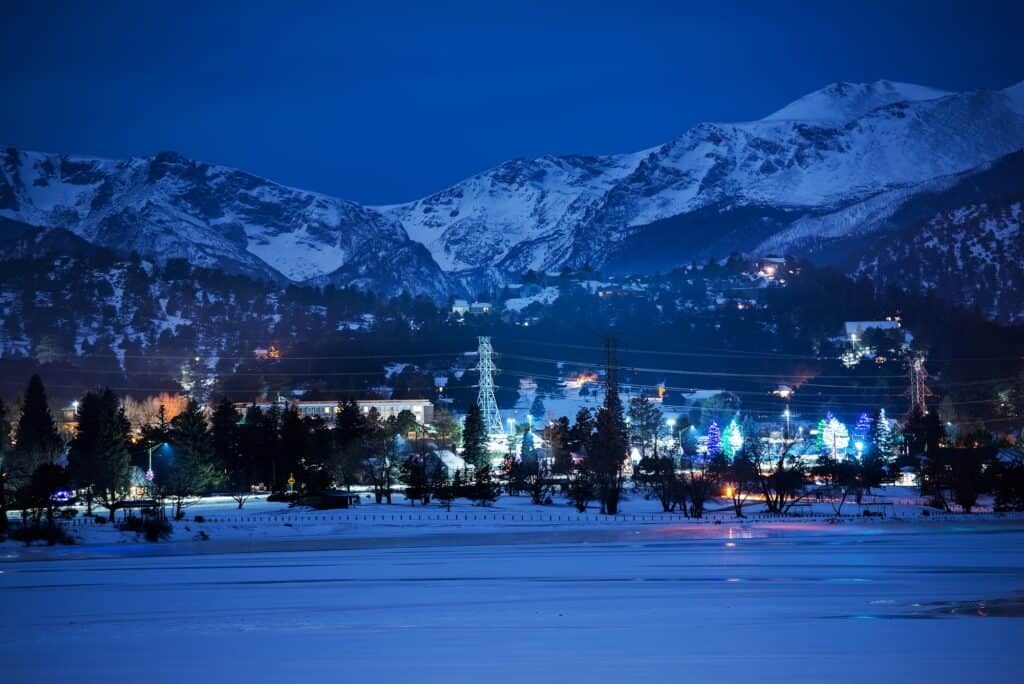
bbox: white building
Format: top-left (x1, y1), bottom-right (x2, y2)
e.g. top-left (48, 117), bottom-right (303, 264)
top-left (238, 398), bottom-right (434, 424)
top-left (843, 320), bottom-right (901, 340)
top-left (451, 299), bottom-right (470, 315)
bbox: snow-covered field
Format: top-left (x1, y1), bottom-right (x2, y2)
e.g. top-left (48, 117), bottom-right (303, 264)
top-left (2, 496), bottom-right (1022, 683)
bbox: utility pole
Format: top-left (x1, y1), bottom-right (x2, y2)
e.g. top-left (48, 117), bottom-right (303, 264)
top-left (476, 336), bottom-right (505, 436)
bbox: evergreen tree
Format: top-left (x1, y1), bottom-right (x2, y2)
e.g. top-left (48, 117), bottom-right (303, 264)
top-left (278, 404), bottom-right (306, 491)
top-left (333, 399), bottom-right (369, 490)
top-left (546, 416), bottom-right (572, 475)
top-left (567, 407), bottom-right (595, 456)
top-left (9, 375), bottom-right (62, 506)
top-left (210, 397), bottom-right (241, 474)
top-left (435, 472), bottom-right (456, 511)
top-left (160, 398), bottom-right (218, 519)
top-left (303, 416), bottom-right (335, 494)
top-left (68, 392), bottom-right (102, 514)
top-left (461, 404), bottom-right (488, 469)
top-left (853, 412), bottom-right (873, 449)
top-left (471, 464), bottom-right (500, 506)
top-left (872, 408), bottom-right (894, 462)
top-left (722, 418), bottom-right (742, 459)
top-left (213, 399), bottom-right (256, 508)
top-left (91, 389), bottom-right (133, 522)
top-left (529, 395), bottom-right (546, 422)
top-left (815, 416), bottom-right (828, 453)
top-left (627, 396), bottom-right (663, 460)
top-left (706, 420), bottom-right (722, 457)
top-left (0, 398), bottom-right (11, 533)
top-left (239, 406), bottom-right (265, 486)
top-left (589, 407), bottom-right (627, 515)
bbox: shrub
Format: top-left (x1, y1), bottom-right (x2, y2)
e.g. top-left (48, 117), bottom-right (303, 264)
top-left (267, 491), bottom-right (298, 503)
top-left (194, 515), bottom-right (205, 523)
top-left (10, 523), bottom-right (74, 546)
top-left (117, 516), bottom-right (173, 542)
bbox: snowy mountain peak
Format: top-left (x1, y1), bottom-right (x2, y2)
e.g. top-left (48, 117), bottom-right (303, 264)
top-left (0, 148), bottom-right (454, 296)
top-left (761, 79), bottom-right (950, 124)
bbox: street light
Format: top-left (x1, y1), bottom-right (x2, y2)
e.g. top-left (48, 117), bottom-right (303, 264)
top-left (783, 406), bottom-right (791, 441)
top-left (146, 442), bottom-right (166, 483)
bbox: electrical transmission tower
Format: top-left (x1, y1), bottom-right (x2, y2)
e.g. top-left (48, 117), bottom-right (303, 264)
top-left (476, 336), bottom-right (505, 436)
top-left (908, 353), bottom-right (933, 414)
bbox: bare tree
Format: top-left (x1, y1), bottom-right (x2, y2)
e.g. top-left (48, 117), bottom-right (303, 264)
top-left (749, 436), bottom-right (809, 515)
top-left (635, 456), bottom-right (681, 512)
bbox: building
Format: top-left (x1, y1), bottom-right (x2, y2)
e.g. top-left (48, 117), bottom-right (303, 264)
top-left (238, 398), bottom-right (435, 424)
top-left (451, 299), bottom-right (470, 316)
top-left (58, 404), bottom-right (79, 437)
top-left (469, 301), bottom-right (492, 315)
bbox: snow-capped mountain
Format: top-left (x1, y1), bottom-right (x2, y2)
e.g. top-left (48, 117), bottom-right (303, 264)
top-left (383, 80), bottom-right (1024, 278)
top-left (0, 149), bottom-right (453, 296)
top-left (760, 80), bottom-right (951, 124)
top-left (2, 79), bottom-right (1023, 309)
top-left (855, 197), bottom-right (1024, 323)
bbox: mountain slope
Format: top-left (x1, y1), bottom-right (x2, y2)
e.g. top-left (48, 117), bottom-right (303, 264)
top-left (0, 149), bottom-right (453, 296)
top-left (854, 197), bottom-right (1024, 323)
top-left (2, 78), bottom-right (1023, 311)
top-left (383, 80), bottom-right (1024, 276)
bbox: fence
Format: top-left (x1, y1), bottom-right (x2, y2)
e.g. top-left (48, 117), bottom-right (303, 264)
top-left (62, 506), bottom-right (1005, 527)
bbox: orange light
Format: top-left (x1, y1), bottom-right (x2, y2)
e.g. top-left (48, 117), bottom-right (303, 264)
top-left (723, 486), bottom-right (734, 498)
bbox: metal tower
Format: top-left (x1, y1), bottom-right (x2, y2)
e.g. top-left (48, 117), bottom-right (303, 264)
top-left (908, 353), bottom-right (933, 414)
top-left (476, 336), bottom-right (505, 436)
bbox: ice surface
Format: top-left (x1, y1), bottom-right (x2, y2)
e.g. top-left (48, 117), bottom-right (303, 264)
top-left (2, 509), bottom-right (1021, 683)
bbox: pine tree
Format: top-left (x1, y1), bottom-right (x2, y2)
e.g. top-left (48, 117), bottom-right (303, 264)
top-left (160, 398), bottom-right (218, 519)
top-left (546, 416), bottom-right (572, 475)
top-left (10, 375), bottom-right (62, 502)
top-left (872, 408), bottom-right (894, 461)
top-left (462, 404), bottom-right (488, 469)
top-left (529, 395), bottom-right (546, 421)
top-left (567, 407), bottom-right (595, 456)
top-left (627, 396), bottom-right (663, 460)
top-left (722, 418), bottom-right (742, 459)
top-left (706, 420), bottom-right (722, 456)
top-left (68, 392), bottom-right (102, 514)
top-left (0, 398), bottom-right (11, 533)
top-left (471, 464), bottom-right (500, 506)
top-left (589, 407), bottom-right (627, 515)
top-left (210, 397), bottom-right (241, 474)
top-left (277, 404), bottom-right (311, 491)
top-left (854, 412), bottom-right (873, 451)
top-left (91, 389), bottom-right (133, 522)
top-left (815, 417), bottom-right (828, 452)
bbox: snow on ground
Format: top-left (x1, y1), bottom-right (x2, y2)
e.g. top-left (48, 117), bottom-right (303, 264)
top-left (2, 507), bottom-right (1022, 684)
top-left (503, 286), bottom-right (561, 312)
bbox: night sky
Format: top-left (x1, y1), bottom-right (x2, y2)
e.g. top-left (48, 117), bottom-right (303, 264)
top-left (3, 0), bottom-right (1022, 204)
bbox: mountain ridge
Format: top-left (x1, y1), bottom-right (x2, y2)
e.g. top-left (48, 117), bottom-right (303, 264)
top-left (2, 78), bottom-right (1023, 311)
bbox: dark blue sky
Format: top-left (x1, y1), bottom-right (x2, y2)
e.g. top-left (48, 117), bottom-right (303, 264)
top-left (3, 1), bottom-right (1022, 204)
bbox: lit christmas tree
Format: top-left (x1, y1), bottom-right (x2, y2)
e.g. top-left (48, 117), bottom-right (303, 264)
top-left (853, 412), bottom-right (873, 456)
top-left (815, 416), bottom-right (828, 452)
top-left (822, 415), bottom-right (850, 457)
top-left (707, 420), bottom-right (722, 456)
top-left (854, 412), bottom-right (872, 441)
top-left (873, 408), bottom-right (894, 460)
top-left (722, 418), bottom-right (743, 459)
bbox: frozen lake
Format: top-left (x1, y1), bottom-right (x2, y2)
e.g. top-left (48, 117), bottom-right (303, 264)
top-left (2, 520), bottom-right (1023, 682)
